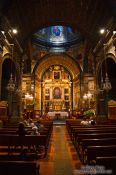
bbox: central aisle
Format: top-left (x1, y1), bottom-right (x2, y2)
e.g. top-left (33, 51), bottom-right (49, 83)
top-left (53, 125), bottom-right (73, 175)
top-left (39, 125), bottom-right (82, 175)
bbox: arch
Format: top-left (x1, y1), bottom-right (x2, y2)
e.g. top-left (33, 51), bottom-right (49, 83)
top-left (97, 56), bottom-right (116, 100)
top-left (1, 58), bottom-right (16, 100)
top-left (107, 53), bottom-right (116, 63)
top-left (33, 53), bottom-right (81, 80)
top-left (41, 64), bottom-right (73, 81)
top-left (3, 53), bottom-right (21, 85)
top-left (32, 53), bottom-right (81, 113)
top-left (96, 53), bottom-right (116, 84)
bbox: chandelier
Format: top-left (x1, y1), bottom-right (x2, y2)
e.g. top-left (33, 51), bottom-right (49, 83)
top-left (102, 44), bottom-right (112, 92)
top-left (97, 44), bottom-right (112, 93)
top-left (25, 93), bottom-right (33, 100)
top-left (6, 74), bottom-right (15, 92)
top-left (6, 44), bottom-right (16, 92)
top-left (83, 92), bottom-right (92, 108)
top-left (103, 73), bottom-right (112, 92)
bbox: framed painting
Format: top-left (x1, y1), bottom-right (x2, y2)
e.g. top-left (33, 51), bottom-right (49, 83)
top-left (53, 87), bottom-right (61, 99)
top-left (45, 96), bottom-right (50, 100)
top-left (64, 95), bottom-right (69, 100)
top-left (45, 88), bottom-right (50, 94)
top-left (88, 81), bottom-right (94, 90)
top-left (64, 88), bottom-right (69, 94)
top-left (54, 71), bottom-right (60, 80)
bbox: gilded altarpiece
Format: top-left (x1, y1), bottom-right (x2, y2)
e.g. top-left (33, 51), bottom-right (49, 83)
top-left (41, 65), bottom-right (72, 113)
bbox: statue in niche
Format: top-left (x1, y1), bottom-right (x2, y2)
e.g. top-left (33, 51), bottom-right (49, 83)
top-left (53, 87), bottom-right (61, 99)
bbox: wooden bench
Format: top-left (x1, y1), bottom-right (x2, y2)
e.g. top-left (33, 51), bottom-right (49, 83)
top-left (86, 145), bottom-right (116, 164)
top-left (0, 161), bottom-right (40, 175)
top-left (0, 129), bottom-right (49, 136)
top-left (79, 138), bottom-right (116, 163)
top-left (96, 156), bottom-right (116, 175)
top-left (72, 128), bottom-right (116, 142)
top-left (0, 135), bottom-right (48, 158)
top-left (76, 133), bottom-right (116, 145)
top-left (66, 120), bottom-right (116, 133)
top-left (67, 123), bottom-right (116, 137)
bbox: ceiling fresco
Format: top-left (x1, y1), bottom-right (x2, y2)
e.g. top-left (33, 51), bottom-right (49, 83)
top-left (33, 26), bottom-right (82, 49)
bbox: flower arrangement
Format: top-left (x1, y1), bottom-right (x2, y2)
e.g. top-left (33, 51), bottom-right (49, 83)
top-left (84, 109), bottom-right (95, 118)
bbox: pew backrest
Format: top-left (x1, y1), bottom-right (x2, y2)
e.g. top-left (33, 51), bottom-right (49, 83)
top-left (0, 161), bottom-right (39, 175)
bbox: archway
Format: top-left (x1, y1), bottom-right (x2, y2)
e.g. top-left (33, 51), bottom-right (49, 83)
top-left (33, 54), bottom-right (81, 116)
top-left (1, 58), bottom-right (20, 119)
top-left (1, 58), bottom-right (16, 100)
top-left (97, 57), bottom-right (116, 100)
top-left (97, 57), bottom-right (116, 118)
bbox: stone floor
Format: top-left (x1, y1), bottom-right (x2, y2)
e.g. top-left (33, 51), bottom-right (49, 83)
top-left (38, 125), bottom-right (82, 175)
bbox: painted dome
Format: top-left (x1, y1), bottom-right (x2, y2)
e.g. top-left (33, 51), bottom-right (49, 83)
top-left (33, 26), bottom-right (82, 48)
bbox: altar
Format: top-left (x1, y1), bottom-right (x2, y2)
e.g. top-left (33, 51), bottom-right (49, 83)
top-left (47, 111), bottom-right (69, 120)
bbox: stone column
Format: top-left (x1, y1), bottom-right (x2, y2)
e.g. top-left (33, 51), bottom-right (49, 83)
top-left (7, 91), bottom-right (13, 118)
top-left (96, 91), bottom-right (108, 118)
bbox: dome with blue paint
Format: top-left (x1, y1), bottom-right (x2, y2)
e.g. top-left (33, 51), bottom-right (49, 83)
top-left (33, 26), bottom-right (82, 47)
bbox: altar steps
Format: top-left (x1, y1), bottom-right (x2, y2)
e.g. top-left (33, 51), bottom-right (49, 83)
top-left (53, 119), bottom-right (66, 125)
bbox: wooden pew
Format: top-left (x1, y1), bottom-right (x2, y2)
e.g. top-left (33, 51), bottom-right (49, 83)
top-left (12, 135), bottom-right (49, 158)
top-left (0, 128), bottom-right (49, 135)
top-left (0, 135), bottom-right (49, 158)
top-left (0, 161), bottom-right (40, 175)
top-left (79, 138), bottom-right (116, 163)
top-left (76, 133), bottom-right (116, 146)
top-left (72, 128), bottom-right (116, 142)
top-left (86, 145), bottom-right (116, 164)
top-left (67, 122), bottom-right (116, 136)
top-left (96, 156), bottom-right (116, 175)
top-left (75, 132), bottom-right (116, 147)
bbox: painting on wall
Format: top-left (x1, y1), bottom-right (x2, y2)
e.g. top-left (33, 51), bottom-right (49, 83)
top-left (45, 96), bottom-right (50, 100)
top-left (45, 88), bottom-right (50, 94)
top-left (64, 88), bottom-right (69, 94)
top-left (53, 87), bottom-right (61, 99)
top-left (54, 71), bottom-right (60, 79)
top-left (88, 81), bottom-right (94, 90)
top-left (64, 96), bottom-right (69, 100)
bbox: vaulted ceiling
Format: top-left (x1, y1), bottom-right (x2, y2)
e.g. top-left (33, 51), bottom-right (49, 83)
top-left (1, 0), bottom-right (115, 51)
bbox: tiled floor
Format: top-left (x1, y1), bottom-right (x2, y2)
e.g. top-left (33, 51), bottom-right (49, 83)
top-left (38, 125), bottom-right (82, 175)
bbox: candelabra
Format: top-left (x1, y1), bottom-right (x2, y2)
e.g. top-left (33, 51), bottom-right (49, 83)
top-left (83, 92), bottom-right (92, 109)
top-left (6, 74), bottom-right (15, 92)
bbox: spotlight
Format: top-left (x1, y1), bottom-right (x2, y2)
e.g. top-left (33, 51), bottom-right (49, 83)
top-left (1, 31), bottom-right (5, 34)
top-left (12, 29), bottom-right (18, 34)
top-left (99, 28), bottom-right (105, 34)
